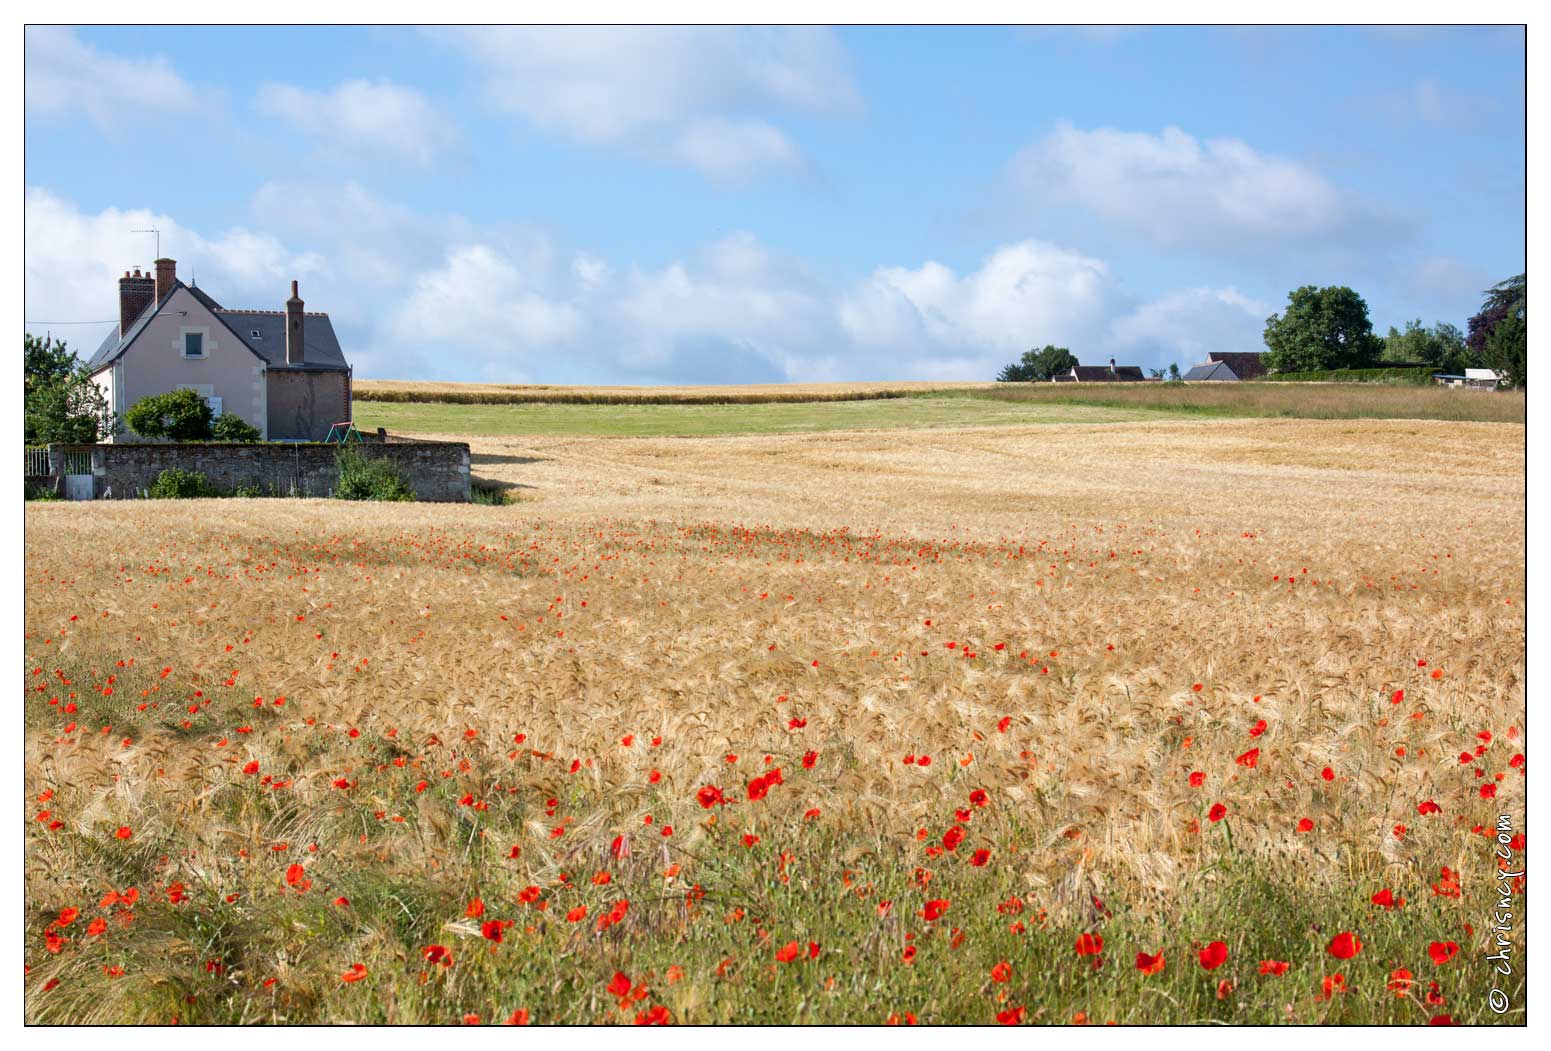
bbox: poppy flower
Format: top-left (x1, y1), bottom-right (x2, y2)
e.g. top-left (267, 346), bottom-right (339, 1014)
top-left (1296, 818), bottom-right (1314, 833)
top-left (1258, 960), bottom-right (1289, 976)
top-left (1074, 933), bottom-right (1103, 956)
top-left (1198, 941), bottom-right (1228, 970)
top-left (1135, 951), bottom-right (1165, 975)
top-left (1370, 888), bottom-right (1403, 909)
top-left (1208, 803), bottom-right (1227, 823)
top-left (922, 899), bottom-right (949, 921)
top-left (480, 920), bottom-right (504, 943)
top-left (696, 785), bottom-right (725, 808)
top-left (507, 1009), bottom-right (530, 1025)
top-left (1188, 771), bottom-right (1205, 787)
top-left (1387, 969), bottom-right (1414, 996)
top-left (1235, 748), bottom-right (1260, 768)
top-left (942, 826), bottom-right (964, 852)
top-left (996, 1006), bottom-right (1026, 1025)
top-left (990, 961), bottom-right (1011, 983)
top-left (607, 972), bottom-right (631, 998)
top-left (970, 849), bottom-right (991, 867)
top-left (1327, 932), bottom-right (1362, 959)
top-left (114, 826), bottom-right (132, 840)
top-left (340, 963), bottom-right (368, 983)
top-left (1428, 941), bottom-right (1459, 966)
top-left (465, 898), bottom-right (485, 918)
top-left (775, 941), bottom-right (800, 963)
top-left (423, 945), bottom-right (453, 966)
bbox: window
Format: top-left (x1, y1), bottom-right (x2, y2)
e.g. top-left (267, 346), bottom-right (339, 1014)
top-left (183, 332), bottom-right (205, 358)
top-left (250, 329), bottom-right (262, 339)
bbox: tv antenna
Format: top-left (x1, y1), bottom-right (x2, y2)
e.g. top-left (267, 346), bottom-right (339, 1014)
top-left (131, 226), bottom-right (162, 258)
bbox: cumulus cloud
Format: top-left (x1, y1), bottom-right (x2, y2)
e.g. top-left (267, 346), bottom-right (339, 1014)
top-left (431, 26), bottom-right (857, 182)
top-left (1110, 286), bottom-right (1272, 365)
top-left (29, 186), bottom-right (1233, 383)
top-left (255, 80), bottom-right (459, 167)
top-left (25, 26), bottom-right (202, 134)
top-left (1010, 122), bottom-right (1400, 255)
top-left (24, 187), bottom-right (321, 347)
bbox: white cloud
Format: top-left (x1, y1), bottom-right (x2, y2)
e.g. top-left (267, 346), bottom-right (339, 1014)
top-left (24, 187), bottom-right (321, 345)
top-left (1010, 122), bottom-right (1396, 254)
top-left (255, 80), bottom-right (459, 167)
top-left (29, 186), bottom-right (1232, 384)
top-left (1110, 287), bottom-right (1271, 365)
top-left (840, 241), bottom-right (1114, 361)
top-left (432, 26), bottom-right (857, 182)
top-left (25, 26), bottom-right (201, 134)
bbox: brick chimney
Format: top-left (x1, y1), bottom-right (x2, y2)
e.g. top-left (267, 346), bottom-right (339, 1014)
top-left (154, 258), bottom-right (177, 302)
top-left (118, 268), bottom-right (156, 336)
top-left (285, 280), bottom-right (305, 365)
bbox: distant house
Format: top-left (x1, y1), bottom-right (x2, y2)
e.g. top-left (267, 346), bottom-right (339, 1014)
top-left (1434, 368), bottom-right (1502, 390)
top-left (1055, 358), bottom-right (1146, 382)
top-left (1182, 361), bottom-right (1239, 382)
top-left (1182, 351), bottom-right (1268, 382)
top-left (87, 258), bottom-right (352, 441)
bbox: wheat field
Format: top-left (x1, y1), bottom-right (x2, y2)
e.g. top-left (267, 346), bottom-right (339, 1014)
top-left (23, 416), bottom-right (1525, 1024)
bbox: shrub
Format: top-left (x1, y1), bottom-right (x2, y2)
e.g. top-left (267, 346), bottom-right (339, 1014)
top-left (126, 389), bottom-right (214, 441)
top-left (148, 468), bottom-right (216, 499)
top-left (212, 413), bottom-right (263, 442)
top-left (334, 446), bottom-right (415, 502)
top-left (1264, 367), bottom-right (1434, 385)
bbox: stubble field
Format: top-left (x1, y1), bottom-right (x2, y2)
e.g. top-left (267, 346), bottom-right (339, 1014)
top-left (23, 415), bottom-right (1525, 1024)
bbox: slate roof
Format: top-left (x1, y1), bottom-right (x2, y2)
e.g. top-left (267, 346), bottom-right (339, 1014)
top-left (1068, 364), bottom-right (1146, 382)
top-left (86, 280), bottom-right (349, 373)
top-left (1183, 361), bottom-right (1239, 381)
top-left (1206, 351), bottom-right (1267, 380)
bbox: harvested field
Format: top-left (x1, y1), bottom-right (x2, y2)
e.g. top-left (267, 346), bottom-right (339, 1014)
top-left (23, 417), bottom-right (1525, 1024)
top-left (352, 379), bottom-right (999, 405)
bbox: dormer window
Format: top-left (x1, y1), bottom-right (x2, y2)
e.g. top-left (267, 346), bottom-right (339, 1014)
top-left (251, 330), bottom-right (262, 339)
top-left (183, 332), bottom-right (205, 358)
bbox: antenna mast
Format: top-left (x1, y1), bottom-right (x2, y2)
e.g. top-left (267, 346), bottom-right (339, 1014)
top-left (131, 226), bottom-right (162, 258)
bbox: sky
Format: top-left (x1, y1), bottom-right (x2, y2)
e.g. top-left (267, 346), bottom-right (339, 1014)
top-left (23, 25), bottom-right (1526, 384)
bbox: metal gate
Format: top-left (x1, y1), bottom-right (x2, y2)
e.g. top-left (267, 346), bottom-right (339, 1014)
top-left (60, 449), bottom-right (94, 501)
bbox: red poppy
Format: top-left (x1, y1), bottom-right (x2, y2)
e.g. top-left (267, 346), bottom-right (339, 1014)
top-left (996, 1006), bottom-right (1025, 1025)
top-left (340, 963), bottom-right (368, 983)
top-left (114, 826), bottom-right (133, 840)
top-left (1135, 950), bottom-right (1165, 975)
top-left (1198, 941), bottom-right (1228, 970)
top-left (1208, 803), bottom-right (1227, 823)
top-left (480, 919), bottom-right (504, 943)
top-left (1370, 888), bottom-right (1403, 909)
top-left (1428, 941), bottom-right (1459, 966)
top-left (465, 898), bottom-right (485, 918)
top-left (970, 849), bottom-right (991, 867)
top-left (423, 945), bottom-right (453, 966)
top-left (942, 826), bottom-right (964, 852)
top-left (607, 971), bottom-right (631, 998)
top-left (1327, 932), bottom-right (1362, 959)
top-left (1296, 818), bottom-right (1314, 832)
top-left (1074, 933), bottom-right (1103, 956)
top-left (922, 899), bottom-right (949, 921)
top-left (1258, 960), bottom-right (1289, 976)
top-left (1188, 771), bottom-right (1206, 787)
top-left (696, 785), bottom-right (725, 808)
top-left (507, 1009), bottom-right (530, 1025)
top-left (1235, 748), bottom-right (1260, 768)
top-left (774, 941), bottom-right (800, 963)
top-left (990, 961), bottom-right (1011, 983)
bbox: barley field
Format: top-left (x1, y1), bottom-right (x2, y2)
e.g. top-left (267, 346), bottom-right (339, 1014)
top-left (23, 416), bottom-right (1525, 1024)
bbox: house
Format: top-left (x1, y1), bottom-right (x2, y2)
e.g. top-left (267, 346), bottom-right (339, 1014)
top-left (1054, 358), bottom-right (1146, 382)
top-left (86, 258), bottom-right (352, 441)
top-left (1182, 351), bottom-right (1268, 382)
top-left (1181, 361), bottom-right (1239, 382)
top-left (1434, 368), bottom-right (1502, 390)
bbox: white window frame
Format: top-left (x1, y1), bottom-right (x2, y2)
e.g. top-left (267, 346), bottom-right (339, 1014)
top-left (181, 326), bottom-right (210, 359)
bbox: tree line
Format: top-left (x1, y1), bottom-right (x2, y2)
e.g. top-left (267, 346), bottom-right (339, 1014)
top-left (995, 273), bottom-right (1526, 387)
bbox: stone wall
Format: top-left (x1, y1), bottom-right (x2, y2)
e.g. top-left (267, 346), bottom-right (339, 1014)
top-left (47, 440), bottom-right (470, 502)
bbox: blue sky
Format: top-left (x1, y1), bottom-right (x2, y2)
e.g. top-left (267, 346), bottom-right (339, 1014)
top-left (24, 25), bottom-right (1526, 384)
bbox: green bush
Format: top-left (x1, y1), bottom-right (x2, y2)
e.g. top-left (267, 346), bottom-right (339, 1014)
top-left (126, 389), bottom-right (214, 441)
top-left (148, 468), bottom-right (216, 499)
top-left (212, 413), bottom-right (263, 442)
top-left (334, 446), bottom-right (415, 502)
top-left (1264, 367), bottom-right (1435, 385)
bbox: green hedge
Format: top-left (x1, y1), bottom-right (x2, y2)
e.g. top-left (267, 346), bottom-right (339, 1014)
top-left (1264, 367), bottom-right (1436, 385)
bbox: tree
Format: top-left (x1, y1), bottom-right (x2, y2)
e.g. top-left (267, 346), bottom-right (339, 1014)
top-left (212, 413), bottom-right (263, 442)
top-left (1466, 273), bottom-right (1525, 356)
top-left (1482, 311), bottom-right (1526, 389)
top-left (1262, 286), bottom-right (1384, 373)
top-left (996, 345), bottom-right (1077, 382)
top-left (1167, 362), bottom-right (1182, 382)
top-left (1468, 273), bottom-right (1526, 387)
top-left (126, 389), bottom-right (215, 441)
top-left (23, 334), bottom-right (117, 443)
top-left (1381, 319), bottom-right (1473, 373)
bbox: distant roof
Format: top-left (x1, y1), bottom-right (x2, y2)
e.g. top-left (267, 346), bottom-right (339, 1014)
top-left (1206, 351), bottom-right (1267, 380)
top-left (1183, 361), bottom-right (1238, 381)
top-left (1464, 368), bottom-right (1501, 381)
top-left (1069, 364), bottom-right (1145, 381)
top-left (87, 280), bottom-right (348, 373)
